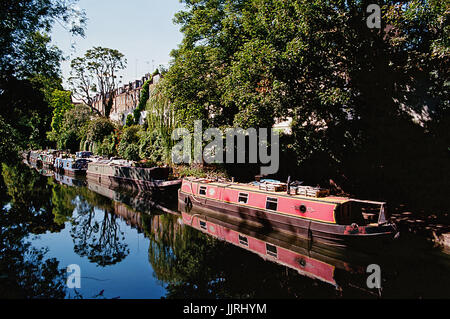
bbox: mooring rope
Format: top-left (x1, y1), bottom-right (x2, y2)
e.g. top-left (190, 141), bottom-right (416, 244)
top-left (187, 180), bottom-right (203, 203)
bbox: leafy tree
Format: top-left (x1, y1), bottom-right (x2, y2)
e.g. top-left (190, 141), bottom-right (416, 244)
top-left (47, 90), bottom-right (74, 144)
top-left (133, 78), bottom-right (152, 124)
top-left (69, 47), bottom-right (127, 117)
top-left (138, 130), bottom-right (165, 164)
top-left (0, 0), bottom-right (86, 159)
top-left (86, 117), bottom-right (116, 145)
top-left (117, 125), bottom-right (141, 161)
top-left (0, 0), bottom-right (86, 77)
top-left (146, 81), bottom-right (179, 162)
top-left (0, 74), bottom-right (57, 153)
top-left (49, 104), bottom-right (92, 151)
top-left (164, 0), bottom-right (449, 211)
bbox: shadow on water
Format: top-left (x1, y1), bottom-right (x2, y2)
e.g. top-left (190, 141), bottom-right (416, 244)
top-left (0, 162), bottom-right (449, 299)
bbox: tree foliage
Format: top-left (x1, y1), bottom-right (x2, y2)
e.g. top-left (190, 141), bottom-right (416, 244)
top-left (163, 0), bottom-right (449, 209)
top-left (86, 117), bottom-right (117, 144)
top-left (0, 0), bottom-right (86, 159)
top-left (69, 47), bottom-right (127, 117)
top-left (57, 104), bottom-right (93, 151)
top-left (47, 90), bottom-right (74, 144)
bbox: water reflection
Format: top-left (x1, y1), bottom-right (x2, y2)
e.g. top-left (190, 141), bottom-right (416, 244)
top-left (1, 162), bottom-right (449, 299)
top-left (0, 163), bottom-right (66, 298)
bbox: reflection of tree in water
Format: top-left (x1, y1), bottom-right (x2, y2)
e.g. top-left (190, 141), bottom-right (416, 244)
top-left (0, 164), bottom-right (66, 298)
top-left (69, 192), bottom-right (129, 267)
top-left (0, 237), bottom-right (66, 298)
top-left (142, 213), bottom-right (338, 299)
top-left (2, 163), bottom-right (65, 234)
top-left (49, 179), bottom-right (78, 225)
top-left (142, 213), bottom-right (189, 282)
top-left (47, 176), bottom-right (131, 267)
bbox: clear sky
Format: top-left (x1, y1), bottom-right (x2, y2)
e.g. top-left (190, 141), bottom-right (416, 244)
top-left (51, 0), bottom-right (185, 88)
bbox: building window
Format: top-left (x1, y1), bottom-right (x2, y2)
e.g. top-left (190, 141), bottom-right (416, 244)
top-left (238, 193), bottom-right (249, 204)
top-left (266, 197), bottom-right (278, 211)
top-left (266, 243), bottom-right (278, 258)
top-left (238, 235), bottom-right (248, 246)
top-left (199, 220), bottom-right (207, 230)
top-left (199, 186), bottom-right (207, 195)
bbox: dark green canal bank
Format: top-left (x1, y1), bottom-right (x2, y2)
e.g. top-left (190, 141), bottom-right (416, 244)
top-left (0, 162), bottom-right (448, 299)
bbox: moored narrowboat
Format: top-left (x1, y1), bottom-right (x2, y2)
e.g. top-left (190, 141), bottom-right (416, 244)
top-left (54, 157), bottom-right (89, 176)
top-left (178, 178), bottom-right (399, 249)
top-left (76, 151), bottom-right (93, 159)
top-left (29, 151), bottom-right (42, 167)
top-left (86, 160), bottom-right (181, 194)
top-left (41, 150), bottom-right (60, 168)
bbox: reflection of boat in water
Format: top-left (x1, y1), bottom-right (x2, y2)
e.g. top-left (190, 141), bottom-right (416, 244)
top-left (86, 178), bottom-right (179, 217)
top-left (87, 160), bottom-right (181, 195)
top-left (39, 167), bottom-right (54, 177)
top-left (86, 178), bottom-right (180, 231)
top-left (180, 209), bottom-right (381, 296)
top-left (54, 172), bottom-right (86, 187)
top-left (179, 178), bottom-right (399, 250)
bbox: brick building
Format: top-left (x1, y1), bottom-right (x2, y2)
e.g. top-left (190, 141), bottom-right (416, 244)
top-left (92, 73), bottom-right (161, 124)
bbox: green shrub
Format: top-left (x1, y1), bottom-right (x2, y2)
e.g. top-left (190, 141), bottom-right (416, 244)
top-left (122, 144), bottom-right (140, 161)
top-left (86, 117), bottom-right (116, 143)
top-left (97, 133), bottom-right (117, 158)
top-left (138, 130), bottom-right (165, 164)
top-left (134, 78), bottom-right (152, 124)
top-left (125, 113), bottom-right (134, 127)
top-left (117, 125), bottom-right (141, 160)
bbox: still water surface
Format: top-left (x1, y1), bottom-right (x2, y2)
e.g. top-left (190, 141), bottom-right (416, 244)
top-left (0, 163), bottom-right (448, 299)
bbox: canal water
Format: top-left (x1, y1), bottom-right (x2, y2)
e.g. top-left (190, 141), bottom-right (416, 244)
top-left (0, 162), bottom-right (448, 299)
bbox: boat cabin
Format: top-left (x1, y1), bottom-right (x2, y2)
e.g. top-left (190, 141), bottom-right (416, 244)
top-left (181, 178), bottom-right (387, 226)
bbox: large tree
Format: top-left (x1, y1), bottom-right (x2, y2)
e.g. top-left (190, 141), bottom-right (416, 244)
top-left (164, 0), bottom-right (449, 209)
top-left (0, 0), bottom-right (86, 159)
top-left (69, 47), bottom-right (127, 117)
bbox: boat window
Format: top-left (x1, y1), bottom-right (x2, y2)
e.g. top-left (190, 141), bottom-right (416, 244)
top-left (266, 197), bottom-right (278, 211)
top-left (238, 234), bottom-right (248, 246)
top-left (266, 243), bottom-right (278, 258)
top-left (238, 193), bottom-right (249, 204)
top-left (199, 186), bottom-right (207, 195)
top-left (199, 220), bottom-right (207, 230)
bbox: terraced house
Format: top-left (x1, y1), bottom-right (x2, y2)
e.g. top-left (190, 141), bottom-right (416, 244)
top-left (92, 73), bottom-right (161, 124)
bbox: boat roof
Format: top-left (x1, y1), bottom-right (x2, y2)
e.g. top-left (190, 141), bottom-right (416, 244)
top-left (88, 159), bottom-right (133, 167)
top-left (184, 178), bottom-right (351, 204)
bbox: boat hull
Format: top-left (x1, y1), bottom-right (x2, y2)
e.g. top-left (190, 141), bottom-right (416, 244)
top-left (86, 171), bottom-right (181, 195)
top-left (55, 167), bottom-right (86, 177)
top-left (178, 190), bottom-right (397, 250)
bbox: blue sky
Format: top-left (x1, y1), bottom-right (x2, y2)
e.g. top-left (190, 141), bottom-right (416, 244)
top-left (51, 0), bottom-right (185, 88)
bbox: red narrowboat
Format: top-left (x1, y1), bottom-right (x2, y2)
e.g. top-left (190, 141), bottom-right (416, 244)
top-left (178, 178), bottom-right (399, 249)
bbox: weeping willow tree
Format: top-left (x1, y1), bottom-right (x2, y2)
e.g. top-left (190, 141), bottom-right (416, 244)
top-left (145, 81), bottom-right (179, 164)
